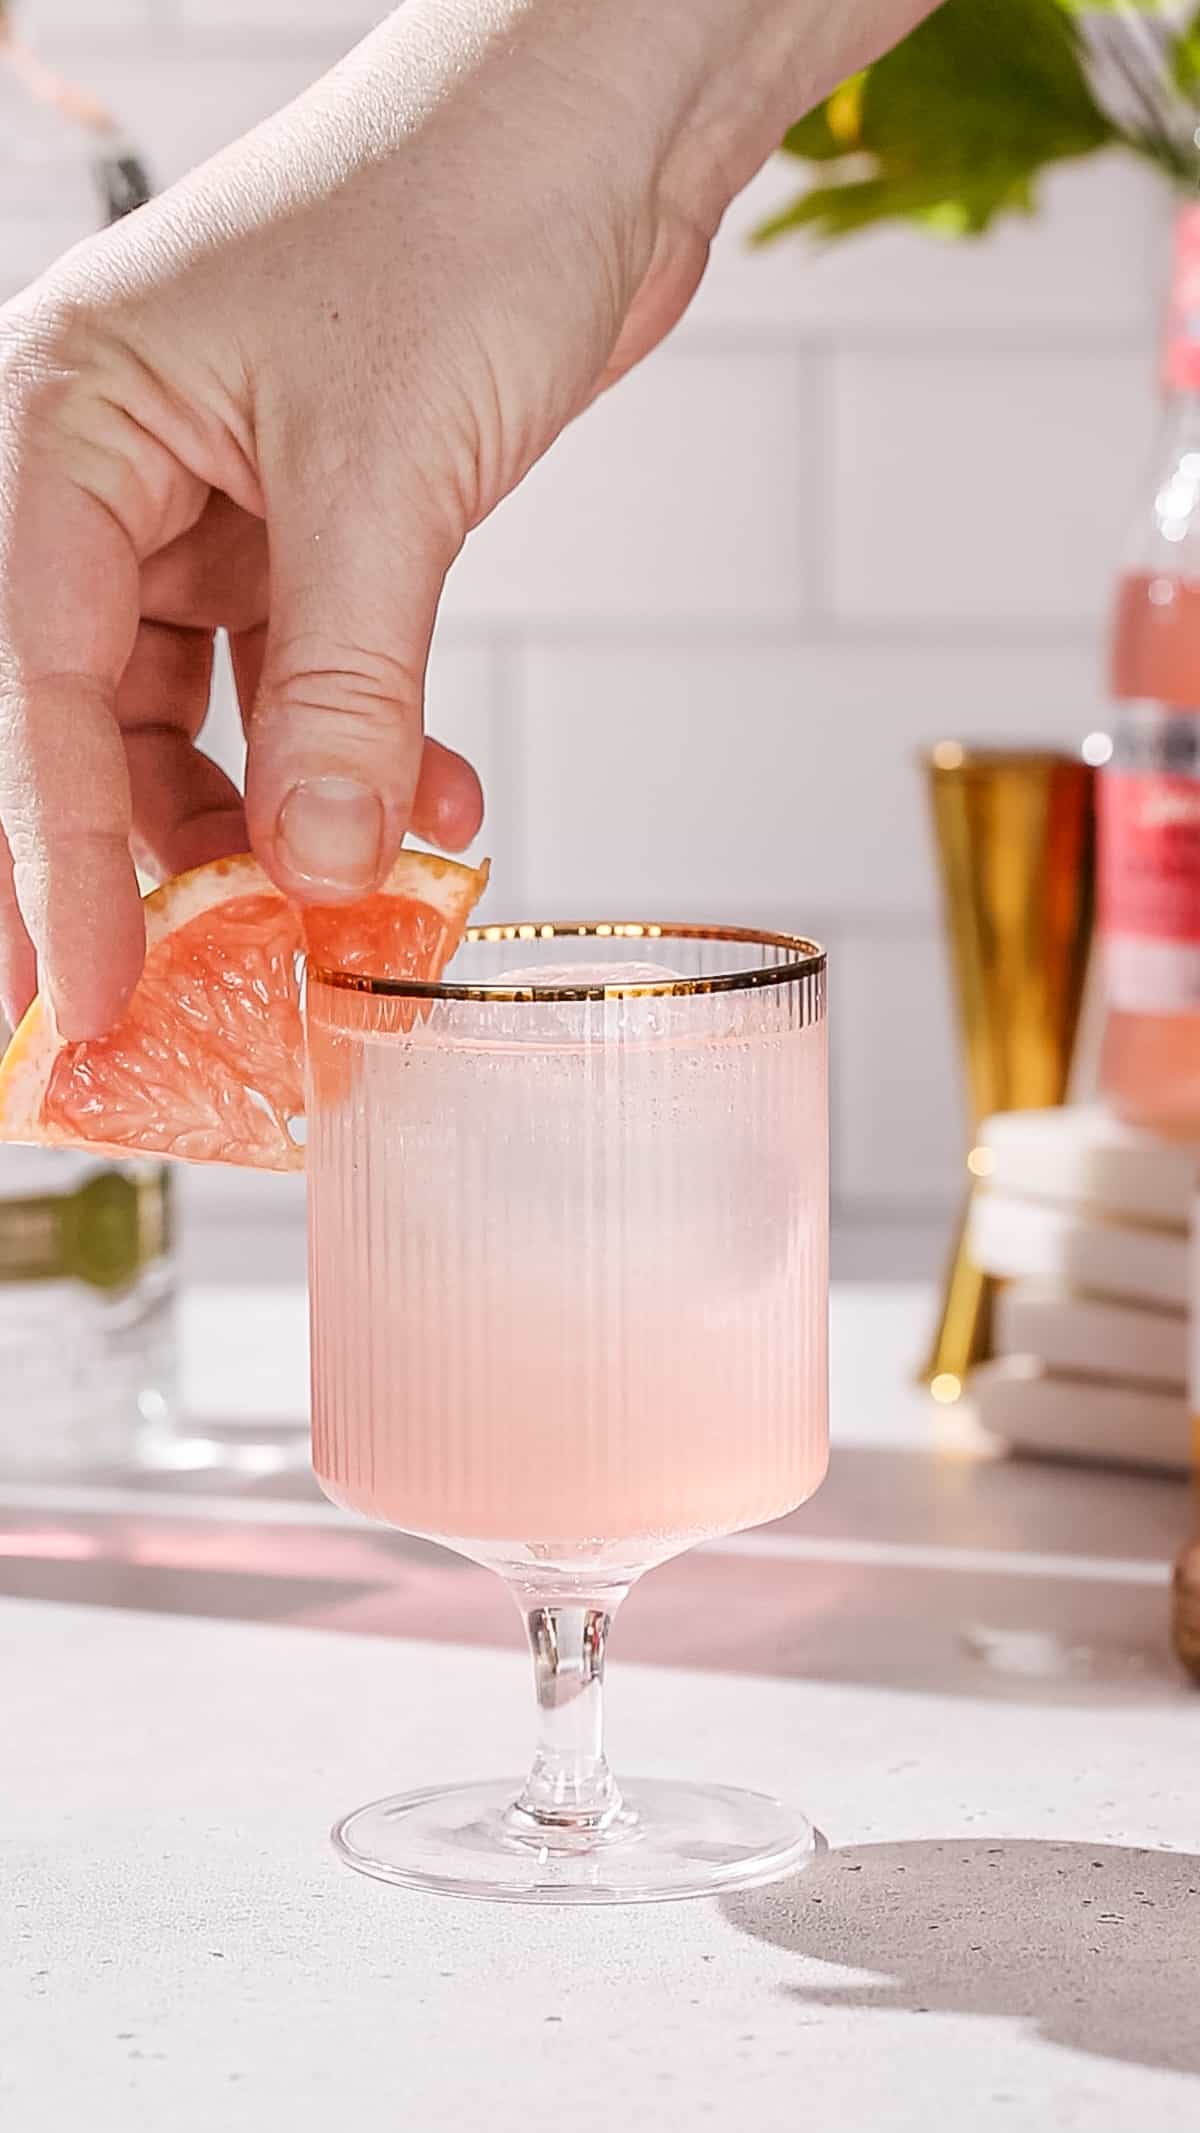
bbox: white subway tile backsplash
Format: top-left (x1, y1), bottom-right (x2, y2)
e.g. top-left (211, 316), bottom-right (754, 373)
top-left (695, 153), bottom-right (1168, 338)
top-left (443, 349), bottom-right (813, 625)
top-left (833, 928), bottom-right (963, 1211)
top-left (21, 0), bottom-right (154, 28)
top-left (423, 641), bottom-right (499, 810)
top-left (416, 637), bottom-right (507, 891)
top-left (513, 639), bottom-right (1102, 921)
top-left (30, 51), bottom-right (337, 186)
top-left (174, 0), bottom-right (381, 31)
top-left (831, 347), bottom-right (1154, 625)
top-left (19, 0), bottom-right (157, 29)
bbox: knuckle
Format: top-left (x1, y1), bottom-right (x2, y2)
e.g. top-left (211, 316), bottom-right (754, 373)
top-left (0, 290), bottom-right (92, 429)
top-left (0, 291), bottom-right (185, 551)
top-left (258, 639), bottom-right (424, 728)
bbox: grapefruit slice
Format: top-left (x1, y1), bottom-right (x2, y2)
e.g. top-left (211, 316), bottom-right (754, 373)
top-left (0, 850), bottom-right (488, 1173)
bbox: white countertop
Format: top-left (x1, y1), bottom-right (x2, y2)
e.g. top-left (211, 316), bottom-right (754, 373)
top-left (4, 1284), bottom-right (1200, 2133)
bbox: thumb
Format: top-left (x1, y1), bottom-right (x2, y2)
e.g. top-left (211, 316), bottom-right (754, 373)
top-left (244, 487), bottom-right (453, 901)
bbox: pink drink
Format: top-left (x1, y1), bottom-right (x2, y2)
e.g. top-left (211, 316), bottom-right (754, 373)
top-left (1110, 572), bottom-right (1200, 708)
top-left (307, 952), bottom-right (827, 1576)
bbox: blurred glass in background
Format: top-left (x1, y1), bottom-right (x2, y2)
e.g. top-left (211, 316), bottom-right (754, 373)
top-left (0, 18), bottom-right (174, 1478)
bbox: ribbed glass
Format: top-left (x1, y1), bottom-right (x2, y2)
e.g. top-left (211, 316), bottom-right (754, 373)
top-left (306, 924), bottom-right (827, 1583)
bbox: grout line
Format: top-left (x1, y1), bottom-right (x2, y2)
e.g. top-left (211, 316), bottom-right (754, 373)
top-left (434, 616), bottom-right (1105, 652)
top-left (487, 632), bottom-right (526, 912)
top-left (31, 25), bottom-right (367, 61)
top-left (670, 322), bottom-right (1158, 361)
top-left (820, 912), bottom-right (844, 1203)
top-left (797, 344), bottom-right (831, 631)
top-left (177, 1198), bottom-right (958, 1239)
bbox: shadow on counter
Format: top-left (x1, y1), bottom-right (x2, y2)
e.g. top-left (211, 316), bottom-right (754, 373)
top-left (724, 1838), bottom-right (1200, 2078)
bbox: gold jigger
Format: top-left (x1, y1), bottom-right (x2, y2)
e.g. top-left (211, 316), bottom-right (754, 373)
top-left (921, 745), bottom-right (1095, 1397)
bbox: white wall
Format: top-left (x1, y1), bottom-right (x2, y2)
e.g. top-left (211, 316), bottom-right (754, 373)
top-left (14, 2), bottom-right (1170, 1274)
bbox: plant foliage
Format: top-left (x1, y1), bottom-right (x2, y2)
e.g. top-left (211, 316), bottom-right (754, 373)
top-left (761, 0), bottom-right (1200, 246)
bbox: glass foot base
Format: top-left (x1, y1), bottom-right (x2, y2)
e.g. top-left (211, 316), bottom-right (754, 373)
top-left (332, 1777), bottom-right (816, 1906)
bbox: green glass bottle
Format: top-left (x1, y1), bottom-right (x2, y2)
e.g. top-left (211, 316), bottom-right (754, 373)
top-left (0, 20), bottom-right (173, 1473)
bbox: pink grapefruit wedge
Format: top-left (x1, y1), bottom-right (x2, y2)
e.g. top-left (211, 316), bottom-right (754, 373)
top-left (0, 850), bottom-right (489, 1172)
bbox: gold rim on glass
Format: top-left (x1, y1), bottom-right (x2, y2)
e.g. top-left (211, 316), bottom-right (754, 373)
top-left (309, 920), bottom-right (827, 1002)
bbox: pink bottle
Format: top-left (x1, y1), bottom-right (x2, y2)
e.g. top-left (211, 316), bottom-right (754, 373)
top-left (1101, 205), bottom-right (1200, 1131)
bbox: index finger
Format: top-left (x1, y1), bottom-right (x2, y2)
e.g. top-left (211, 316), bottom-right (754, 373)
top-left (0, 450), bottom-right (145, 1038)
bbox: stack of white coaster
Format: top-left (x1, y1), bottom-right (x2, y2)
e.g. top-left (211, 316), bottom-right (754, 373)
top-left (965, 1106), bottom-right (1196, 1473)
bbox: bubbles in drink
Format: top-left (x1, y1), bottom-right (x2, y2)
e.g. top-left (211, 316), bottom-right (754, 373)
top-left (494, 960), bottom-right (689, 987)
top-left (383, 963), bottom-right (818, 1307)
top-left (308, 944), bottom-right (828, 1566)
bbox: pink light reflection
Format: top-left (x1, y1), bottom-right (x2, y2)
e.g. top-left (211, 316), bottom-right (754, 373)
top-left (0, 1529), bottom-right (101, 1561)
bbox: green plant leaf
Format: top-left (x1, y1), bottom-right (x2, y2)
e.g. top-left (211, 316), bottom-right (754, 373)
top-left (765, 0), bottom-right (1128, 244)
top-left (780, 104), bottom-right (845, 163)
top-left (1173, 4), bottom-right (1200, 97)
top-left (756, 170), bottom-right (1038, 246)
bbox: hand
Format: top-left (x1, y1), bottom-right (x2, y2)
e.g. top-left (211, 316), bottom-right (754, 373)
top-left (0, 0), bottom-right (929, 1037)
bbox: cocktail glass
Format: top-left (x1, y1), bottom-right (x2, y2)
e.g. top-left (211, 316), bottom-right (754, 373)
top-left (306, 920), bottom-right (827, 1904)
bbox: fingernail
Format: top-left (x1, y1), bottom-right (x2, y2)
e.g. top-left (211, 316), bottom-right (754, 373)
top-left (277, 776), bottom-right (383, 893)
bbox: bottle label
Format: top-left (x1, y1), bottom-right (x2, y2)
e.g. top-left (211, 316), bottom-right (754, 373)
top-left (0, 1166), bottom-right (172, 1290)
top-left (1100, 706), bottom-right (1200, 1012)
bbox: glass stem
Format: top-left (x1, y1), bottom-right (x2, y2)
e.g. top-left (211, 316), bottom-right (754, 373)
top-left (511, 1596), bottom-right (627, 1834)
